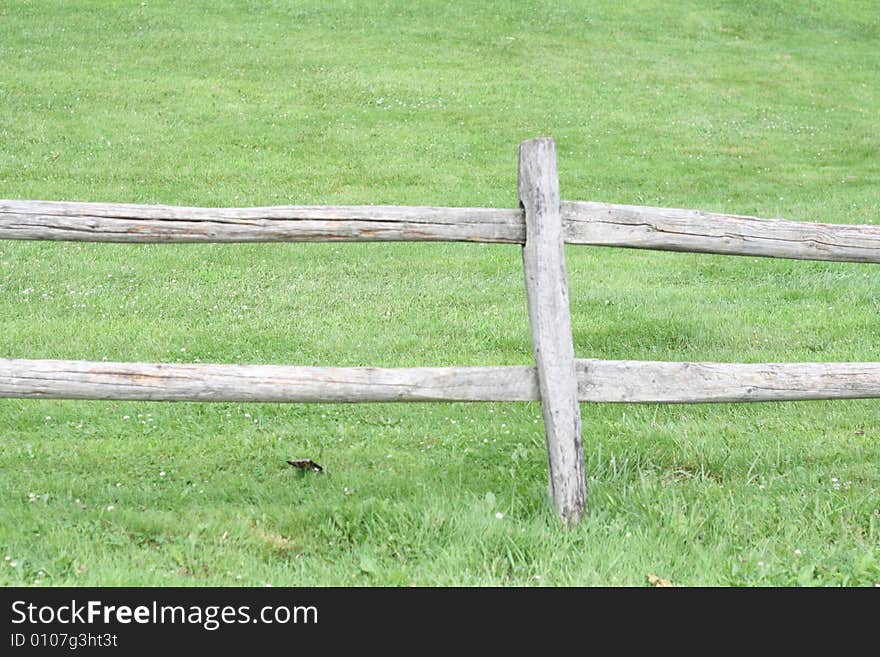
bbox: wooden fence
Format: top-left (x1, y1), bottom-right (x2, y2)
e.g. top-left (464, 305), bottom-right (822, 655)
top-left (2, 137), bottom-right (879, 525)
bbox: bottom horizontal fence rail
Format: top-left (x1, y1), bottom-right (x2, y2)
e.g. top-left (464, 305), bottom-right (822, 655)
top-left (3, 358), bottom-right (880, 403)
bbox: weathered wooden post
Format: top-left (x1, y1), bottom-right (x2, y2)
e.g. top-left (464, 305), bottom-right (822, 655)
top-left (518, 137), bottom-right (587, 525)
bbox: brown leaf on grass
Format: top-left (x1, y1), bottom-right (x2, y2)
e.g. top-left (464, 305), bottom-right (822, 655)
top-left (76, 564), bottom-right (88, 575)
top-left (254, 527), bottom-right (296, 552)
top-left (287, 459), bottom-right (323, 472)
top-left (177, 567), bottom-right (190, 576)
top-left (647, 574), bottom-right (673, 587)
top-left (265, 534), bottom-right (293, 550)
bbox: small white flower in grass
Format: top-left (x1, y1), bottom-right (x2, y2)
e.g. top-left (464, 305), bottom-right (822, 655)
top-left (794, 549), bottom-right (802, 556)
top-left (159, 471), bottom-right (166, 477)
top-left (10, 560), bottom-right (19, 568)
top-left (495, 512), bottom-right (505, 520)
top-left (4, 556), bottom-right (10, 561)
top-left (106, 505), bottom-right (115, 511)
top-left (123, 415), bottom-right (130, 420)
top-left (757, 561), bottom-right (764, 568)
top-left (45, 416), bottom-right (51, 421)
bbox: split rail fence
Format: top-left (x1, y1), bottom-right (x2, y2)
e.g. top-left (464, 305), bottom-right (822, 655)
top-left (3, 137), bottom-right (879, 525)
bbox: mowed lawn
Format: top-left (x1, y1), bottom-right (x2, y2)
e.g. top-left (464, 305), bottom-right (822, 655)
top-left (1, 1), bottom-right (878, 586)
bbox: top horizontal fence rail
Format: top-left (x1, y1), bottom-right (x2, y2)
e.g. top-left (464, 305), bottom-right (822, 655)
top-left (2, 198), bottom-right (879, 263)
top-left (562, 202), bottom-right (880, 263)
top-left (0, 201), bottom-right (525, 244)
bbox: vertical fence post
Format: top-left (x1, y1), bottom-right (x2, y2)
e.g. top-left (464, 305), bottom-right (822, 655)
top-left (518, 137), bottom-right (587, 525)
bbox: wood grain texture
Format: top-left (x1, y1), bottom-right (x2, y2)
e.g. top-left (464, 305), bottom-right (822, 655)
top-left (0, 200), bottom-right (524, 243)
top-left (0, 359), bottom-right (540, 402)
top-left (4, 358), bottom-right (880, 404)
top-left (563, 201), bottom-right (880, 263)
top-left (4, 199), bottom-right (879, 264)
top-left (578, 359), bottom-right (880, 403)
top-left (519, 138), bottom-right (587, 525)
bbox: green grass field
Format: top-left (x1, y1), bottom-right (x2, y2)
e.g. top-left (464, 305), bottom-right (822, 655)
top-left (1, 1), bottom-right (878, 586)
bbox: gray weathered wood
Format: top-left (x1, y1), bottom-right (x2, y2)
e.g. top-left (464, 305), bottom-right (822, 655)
top-left (578, 359), bottom-right (880, 403)
top-left (4, 358), bottom-right (880, 404)
top-left (5, 199), bottom-right (880, 264)
top-left (0, 200), bottom-right (524, 243)
top-left (563, 201), bottom-right (880, 263)
top-left (0, 359), bottom-right (540, 402)
top-left (518, 138), bottom-right (587, 525)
